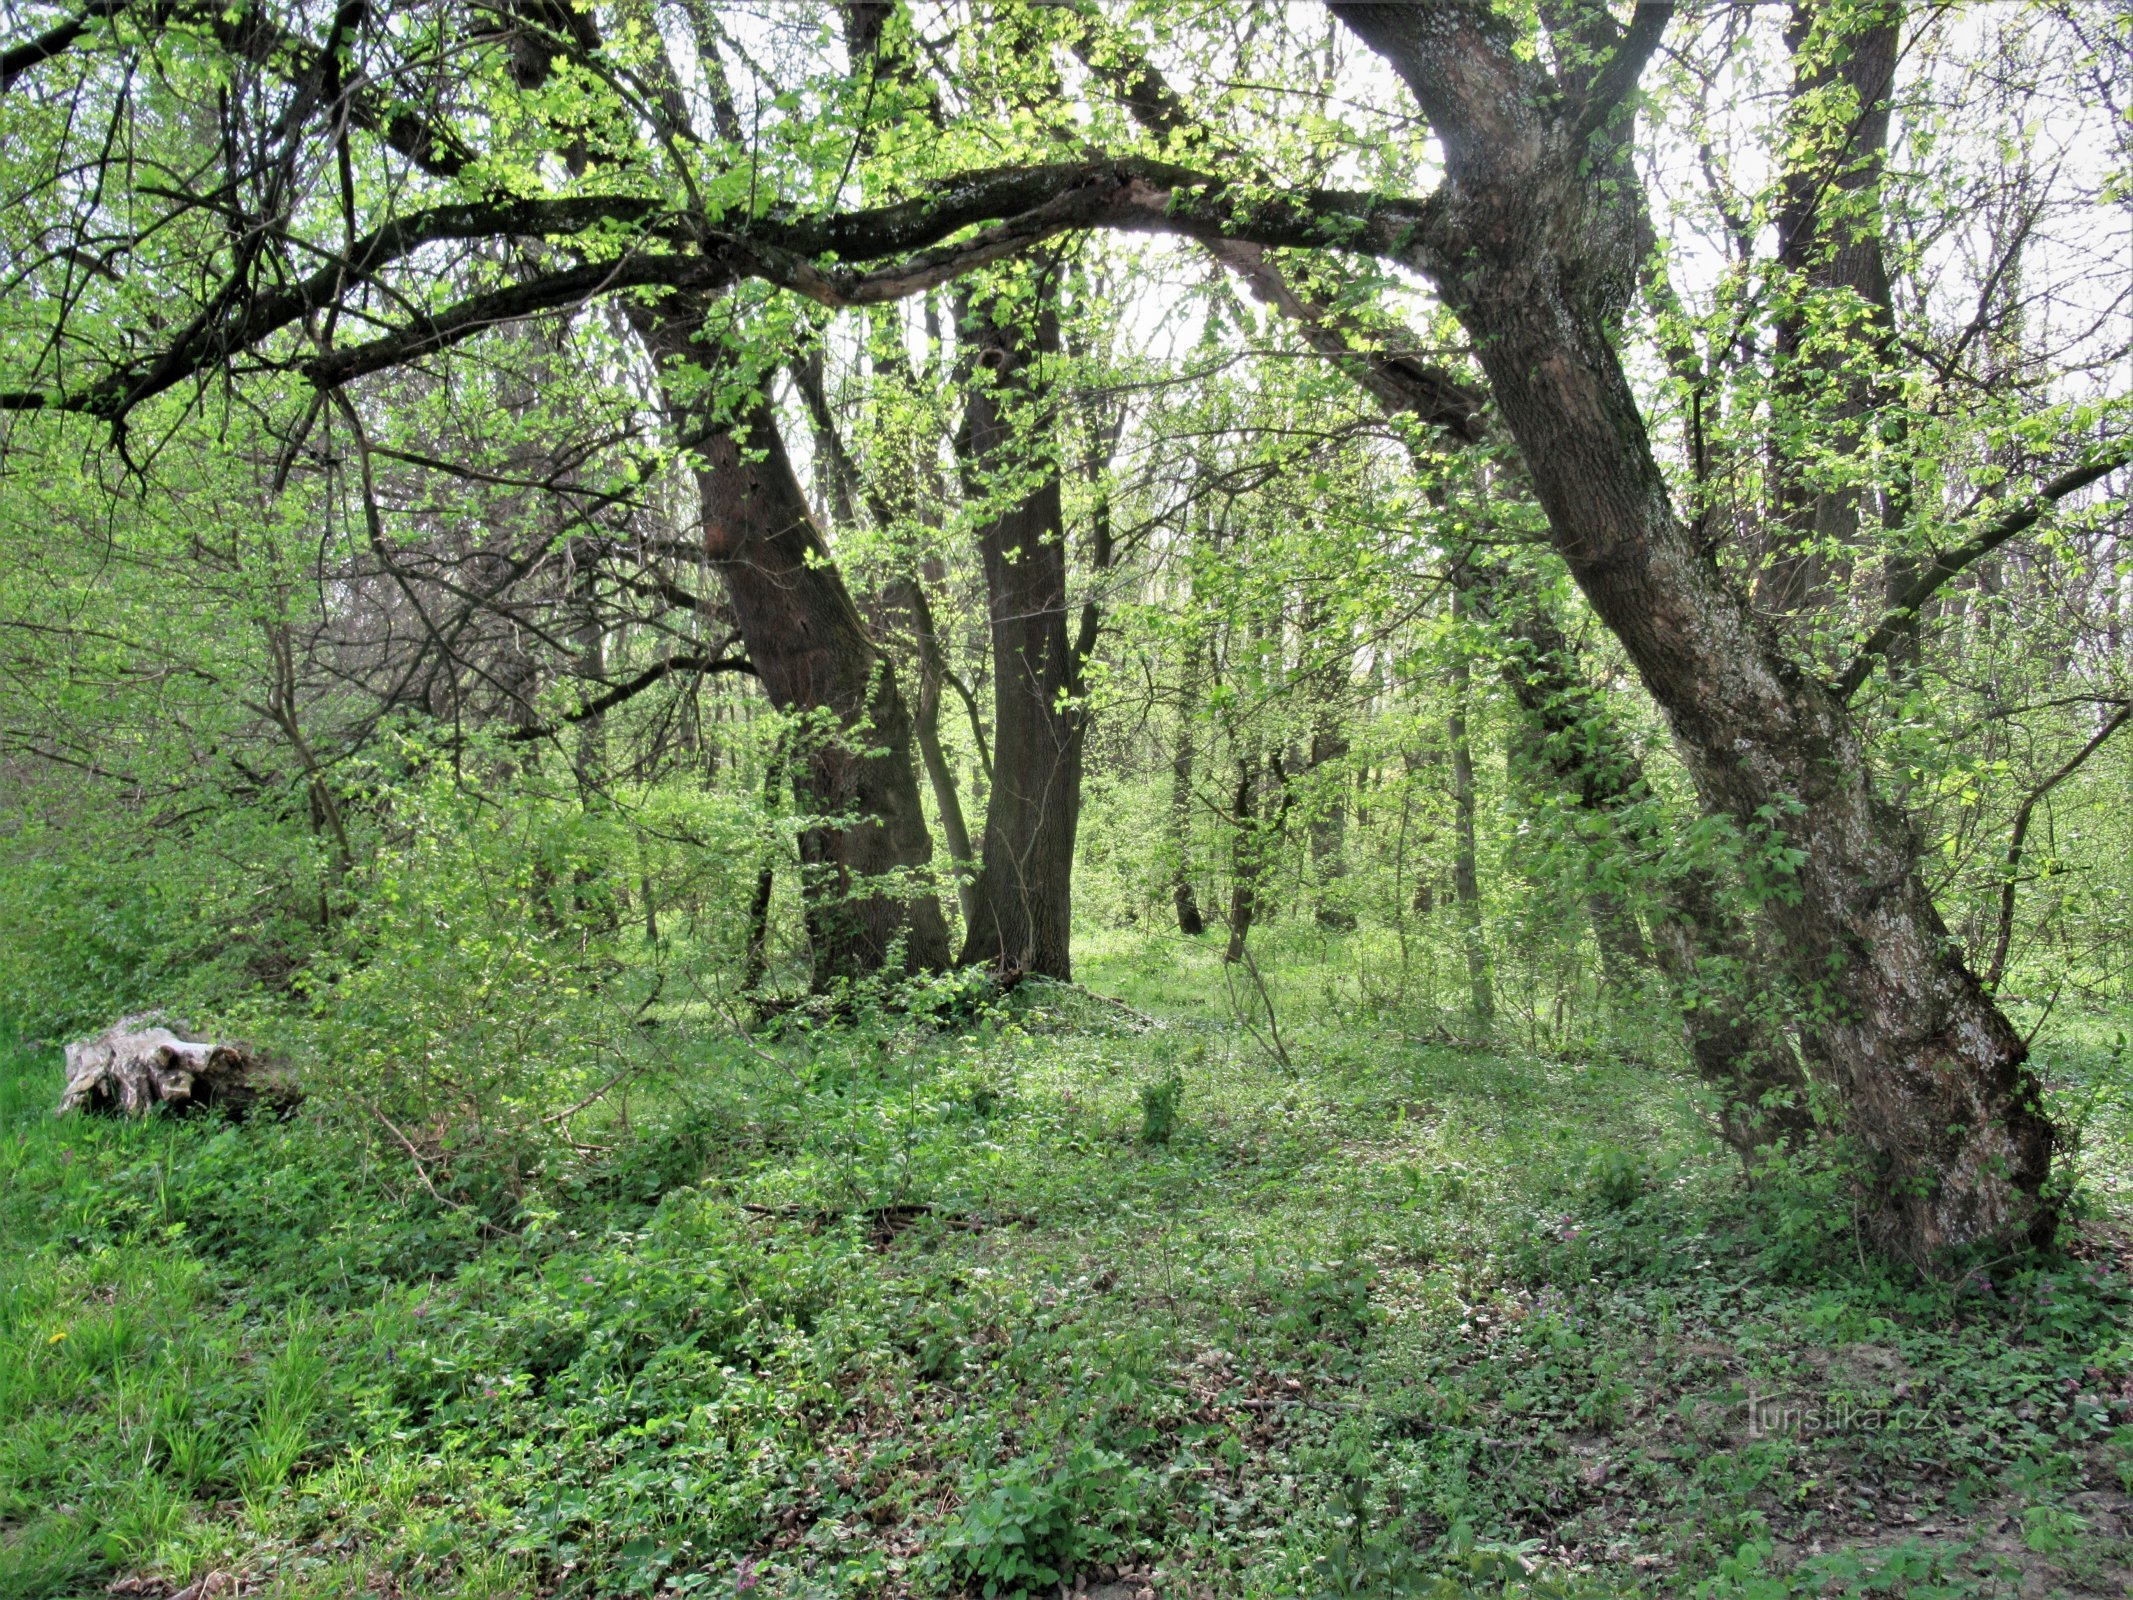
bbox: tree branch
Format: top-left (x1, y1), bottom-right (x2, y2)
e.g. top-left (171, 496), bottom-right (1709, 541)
top-left (1983, 704), bottom-right (2132, 991)
top-left (5, 150), bottom-right (1448, 425)
top-left (1071, 18), bottom-right (1486, 441)
top-left (1572, 2), bottom-right (1674, 143)
top-left (1838, 439), bottom-right (2133, 699)
top-left (1, 0), bottom-right (131, 90)
top-left (503, 652), bottom-right (755, 742)
top-left (0, 194), bottom-right (674, 417)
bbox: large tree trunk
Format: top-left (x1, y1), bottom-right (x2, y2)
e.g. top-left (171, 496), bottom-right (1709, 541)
top-left (1112, 40), bottom-right (1798, 1141)
top-left (1333, 1), bottom-right (2054, 1257)
top-left (1188, 176), bottom-right (1810, 1152)
top-left (631, 299), bottom-right (950, 985)
top-left (1194, 233), bottom-right (1805, 1149)
top-left (953, 278), bottom-right (1086, 979)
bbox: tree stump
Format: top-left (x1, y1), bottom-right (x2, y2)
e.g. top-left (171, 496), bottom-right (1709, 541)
top-left (58, 1016), bottom-right (269, 1118)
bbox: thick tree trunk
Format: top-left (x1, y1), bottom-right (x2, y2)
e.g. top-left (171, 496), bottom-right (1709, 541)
top-left (631, 300), bottom-right (950, 985)
top-left (1195, 227), bottom-right (1804, 1148)
top-left (953, 280), bottom-right (1085, 979)
top-left (1333, 1), bottom-right (2054, 1257)
top-left (1469, 235), bottom-right (2048, 1259)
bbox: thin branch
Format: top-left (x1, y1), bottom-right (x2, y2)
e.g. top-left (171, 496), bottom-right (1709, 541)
top-left (503, 652), bottom-right (755, 742)
top-left (1983, 705), bottom-right (2131, 992)
top-left (1839, 439), bottom-right (2133, 699)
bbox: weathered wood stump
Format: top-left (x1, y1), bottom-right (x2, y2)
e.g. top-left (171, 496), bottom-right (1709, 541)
top-left (58, 1015), bottom-right (270, 1118)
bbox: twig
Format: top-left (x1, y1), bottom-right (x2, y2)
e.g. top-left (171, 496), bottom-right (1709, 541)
top-left (367, 1103), bottom-right (508, 1235)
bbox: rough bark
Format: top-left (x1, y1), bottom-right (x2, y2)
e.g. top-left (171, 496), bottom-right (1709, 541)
top-left (60, 1018), bottom-right (274, 1119)
top-left (1078, 18), bottom-right (1803, 1150)
top-left (953, 278), bottom-right (1086, 979)
top-left (1333, 1), bottom-right (2054, 1256)
top-left (630, 300), bottom-right (950, 985)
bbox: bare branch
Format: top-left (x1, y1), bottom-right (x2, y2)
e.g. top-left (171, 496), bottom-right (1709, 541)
top-left (502, 652), bottom-right (755, 742)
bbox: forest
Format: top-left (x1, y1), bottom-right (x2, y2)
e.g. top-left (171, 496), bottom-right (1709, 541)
top-left (1, 0), bottom-right (2131, 1595)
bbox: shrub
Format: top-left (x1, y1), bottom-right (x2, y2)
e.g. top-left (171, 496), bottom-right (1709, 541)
top-left (931, 1445), bottom-right (1147, 1599)
top-left (1138, 1070), bottom-right (1184, 1144)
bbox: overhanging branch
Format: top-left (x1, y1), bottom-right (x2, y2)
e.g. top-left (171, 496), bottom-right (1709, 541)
top-left (1, 0), bottom-right (133, 90)
top-left (4, 148), bottom-right (1450, 427)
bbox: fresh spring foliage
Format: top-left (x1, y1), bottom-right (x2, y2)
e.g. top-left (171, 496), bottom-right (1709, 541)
top-left (3, 1), bottom-right (2133, 1597)
top-left (5, 937), bottom-right (2133, 1597)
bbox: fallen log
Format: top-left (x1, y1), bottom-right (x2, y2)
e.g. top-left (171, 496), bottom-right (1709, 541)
top-left (58, 1015), bottom-right (279, 1119)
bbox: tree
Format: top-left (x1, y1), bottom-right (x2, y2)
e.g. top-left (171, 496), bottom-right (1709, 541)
top-left (1323, 0), bottom-right (2053, 1254)
top-left (10, 0), bottom-right (2124, 1256)
top-left (953, 270), bottom-right (1088, 978)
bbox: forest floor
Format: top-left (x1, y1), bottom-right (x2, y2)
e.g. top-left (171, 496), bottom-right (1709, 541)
top-left (3, 930), bottom-right (2132, 1600)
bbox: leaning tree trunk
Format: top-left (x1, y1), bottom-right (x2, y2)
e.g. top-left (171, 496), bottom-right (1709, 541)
top-left (1333, 0), bottom-right (2053, 1257)
top-left (631, 297), bottom-right (950, 985)
top-left (953, 277), bottom-right (1086, 980)
top-left (1089, 31), bottom-right (1808, 1151)
top-left (1203, 217), bottom-right (1812, 1152)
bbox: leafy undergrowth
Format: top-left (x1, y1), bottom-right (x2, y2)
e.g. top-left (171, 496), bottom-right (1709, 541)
top-left (3, 931), bottom-right (2131, 1599)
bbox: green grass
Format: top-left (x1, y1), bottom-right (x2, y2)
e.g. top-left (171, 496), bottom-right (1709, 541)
top-left (2, 928), bottom-right (2130, 1598)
